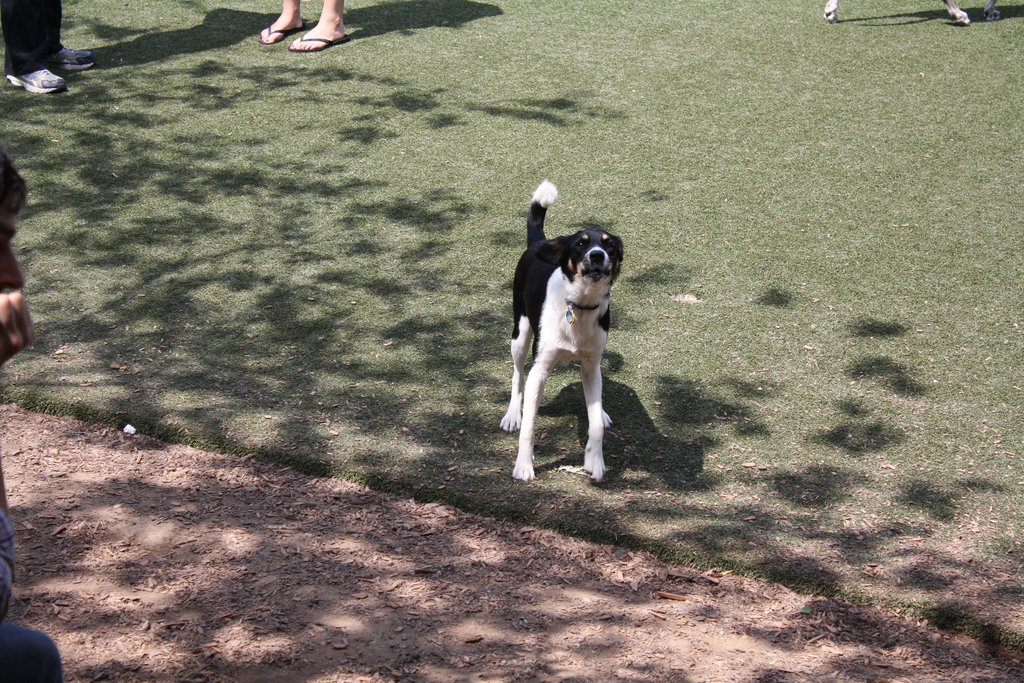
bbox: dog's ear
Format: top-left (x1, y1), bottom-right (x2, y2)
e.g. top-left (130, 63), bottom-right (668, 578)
top-left (535, 237), bottom-right (569, 266)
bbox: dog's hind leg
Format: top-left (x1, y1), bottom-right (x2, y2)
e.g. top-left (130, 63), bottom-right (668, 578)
top-left (984, 0), bottom-right (1000, 20)
top-left (513, 353), bottom-right (553, 481)
top-left (501, 317), bottom-right (532, 432)
top-left (580, 358), bottom-right (606, 482)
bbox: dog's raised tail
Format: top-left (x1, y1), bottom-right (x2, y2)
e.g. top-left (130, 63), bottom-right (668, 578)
top-left (527, 180), bottom-right (558, 245)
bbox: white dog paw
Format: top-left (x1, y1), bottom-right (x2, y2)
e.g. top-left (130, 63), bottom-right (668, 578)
top-left (952, 8), bottom-right (970, 23)
top-left (500, 411), bottom-right (522, 432)
top-left (583, 449), bottom-right (605, 482)
top-left (602, 410), bottom-right (612, 428)
top-left (512, 461), bottom-right (536, 481)
top-left (585, 459), bottom-right (605, 482)
top-left (986, 8), bottom-right (1000, 20)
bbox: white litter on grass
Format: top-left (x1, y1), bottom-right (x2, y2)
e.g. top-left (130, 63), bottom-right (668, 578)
top-left (672, 293), bottom-right (702, 304)
top-left (123, 424), bottom-right (137, 435)
top-left (556, 465), bottom-right (586, 475)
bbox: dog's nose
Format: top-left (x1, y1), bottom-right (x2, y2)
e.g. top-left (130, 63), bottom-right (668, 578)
top-left (588, 250), bottom-right (606, 265)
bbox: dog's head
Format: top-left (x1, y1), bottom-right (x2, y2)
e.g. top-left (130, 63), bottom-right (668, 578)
top-left (536, 229), bottom-right (623, 285)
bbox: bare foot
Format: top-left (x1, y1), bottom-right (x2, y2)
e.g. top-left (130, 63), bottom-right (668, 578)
top-left (259, 19), bottom-right (305, 45)
top-left (289, 19), bottom-right (348, 52)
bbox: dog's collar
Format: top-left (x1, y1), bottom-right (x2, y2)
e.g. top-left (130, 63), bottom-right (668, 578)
top-left (565, 296), bottom-right (608, 325)
top-left (566, 298), bottom-right (603, 311)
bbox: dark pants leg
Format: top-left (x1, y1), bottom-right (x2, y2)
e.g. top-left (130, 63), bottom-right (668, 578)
top-left (0, 622), bottom-right (63, 682)
top-left (0, 0), bottom-right (62, 76)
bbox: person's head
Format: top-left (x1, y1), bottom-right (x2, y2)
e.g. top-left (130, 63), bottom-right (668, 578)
top-left (0, 144), bottom-right (27, 291)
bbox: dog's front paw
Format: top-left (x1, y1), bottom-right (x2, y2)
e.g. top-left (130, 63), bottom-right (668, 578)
top-left (500, 410), bottom-right (522, 432)
top-left (584, 447), bottom-right (605, 482)
top-left (512, 460), bottom-right (536, 481)
top-left (602, 410), bottom-right (612, 428)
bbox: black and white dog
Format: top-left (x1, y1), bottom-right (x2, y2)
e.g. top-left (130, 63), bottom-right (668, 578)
top-left (500, 181), bottom-right (624, 482)
top-left (824, 0), bottom-right (999, 23)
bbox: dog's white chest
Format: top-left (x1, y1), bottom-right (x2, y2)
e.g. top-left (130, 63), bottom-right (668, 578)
top-left (539, 271), bottom-right (608, 359)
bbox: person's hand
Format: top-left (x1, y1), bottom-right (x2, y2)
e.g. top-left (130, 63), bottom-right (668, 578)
top-left (0, 291), bottom-right (33, 366)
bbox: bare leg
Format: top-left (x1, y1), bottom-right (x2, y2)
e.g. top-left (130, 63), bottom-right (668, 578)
top-left (290, 0), bottom-right (347, 51)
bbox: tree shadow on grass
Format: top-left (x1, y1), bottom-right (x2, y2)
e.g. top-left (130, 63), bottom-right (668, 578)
top-left (88, 1), bottom-right (503, 68)
top-left (771, 464), bottom-right (869, 508)
top-left (346, 0), bottom-right (503, 39)
top-left (655, 374), bottom-right (771, 438)
top-left (848, 317), bottom-right (907, 338)
top-left (469, 95), bottom-right (626, 128)
top-left (809, 316), bottom-right (925, 456)
top-left (91, 9), bottom-right (267, 68)
top-left (1, 55), bottom-right (634, 493)
top-left (846, 355), bottom-right (926, 395)
top-left (756, 287), bottom-right (794, 308)
top-left (814, 418), bottom-right (906, 453)
top-left (896, 476), bottom-right (1004, 523)
top-left (623, 262), bottom-right (696, 292)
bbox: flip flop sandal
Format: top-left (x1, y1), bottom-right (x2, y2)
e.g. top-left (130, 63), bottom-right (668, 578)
top-left (259, 23), bottom-right (307, 45)
top-left (288, 35), bottom-right (351, 52)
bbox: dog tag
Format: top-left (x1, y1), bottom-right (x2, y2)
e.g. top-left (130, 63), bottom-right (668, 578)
top-left (566, 307), bottom-right (576, 325)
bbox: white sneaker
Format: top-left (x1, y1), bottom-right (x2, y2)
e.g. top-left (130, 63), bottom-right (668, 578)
top-left (6, 69), bottom-right (66, 94)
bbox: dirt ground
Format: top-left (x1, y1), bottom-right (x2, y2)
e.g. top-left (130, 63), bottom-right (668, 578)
top-left (2, 404), bottom-right (1023, 682)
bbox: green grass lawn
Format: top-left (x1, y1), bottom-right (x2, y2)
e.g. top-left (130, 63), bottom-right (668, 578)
top-left (3, 0), bottom-right (1023, 647)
